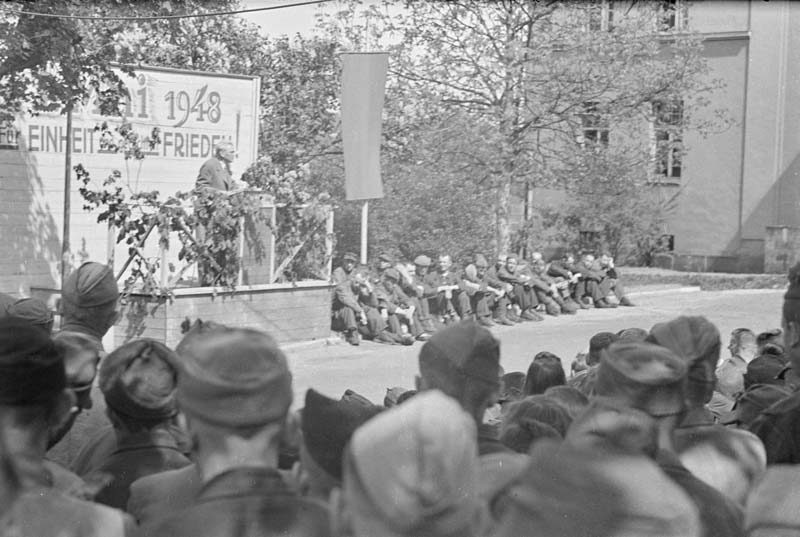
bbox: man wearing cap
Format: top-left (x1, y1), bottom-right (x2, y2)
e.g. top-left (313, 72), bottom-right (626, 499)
top-left (47, 261), bottom-right (119, 468)
top-left (84, 339), bottom-right (191, 510)
top-left (748, 263), bottom-right (800, 463)
top-left (299, 389), bottom-right (382, 501)
top-left (530, 257), bottom-right (577, 315)
top-left (370, 252), bottom-right (394, 286)
top-left (415, 320), bottom-right (510, 455)
top-left (331, 257), bottom-right (371, 346)
top-left (6, 296), bottom-right (54, 333)
top-left (647, 316), bottom-right (767, 506)
top-left (462, 254), bottom-right (514, 326)
top-left (0, 318), bottom-right (133, 535)
top-left (425, 254), bottom-right (466, 324)
top-left (332, 251), bottom-right (358, 285)
top-left (336, 390), bottom-right (487, 537)
top-left (574, 253), bottom-right (616, 308)
top-left (598, 253), bottom-right (634, 306)
top-left (568, 331), bottom-right (619, 396)
top-left (547, 252), bottom-right (588, 309)
top-left (400, 255), bottom-right (438, 334)
top-left (376, 268), bottom-right (430, 342)
top-left (594, 341), bottom-right (744, 537)
top-left (498, 255), bottom-right (542, 321)
top-left (139, 327), bottom-right (330, 537)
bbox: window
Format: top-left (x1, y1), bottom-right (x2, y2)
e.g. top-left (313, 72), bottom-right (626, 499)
top-left (658, 0), bottom-right (688, 31)
top-left (588, 0), bottom-right (614, 32)
top-left (580, 102), bottom-right (609, 150)
top-left (652, 99), bottom-right (683, 179)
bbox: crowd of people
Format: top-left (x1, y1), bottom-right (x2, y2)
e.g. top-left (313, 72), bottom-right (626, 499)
top-left (331, 250), bottom-right (635, 346)
top-left (0, 257), bottom-right (799, 536)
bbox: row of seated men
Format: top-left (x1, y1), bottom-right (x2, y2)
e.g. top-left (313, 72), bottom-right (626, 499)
top-left (331, 250), bottom-right (634, 345)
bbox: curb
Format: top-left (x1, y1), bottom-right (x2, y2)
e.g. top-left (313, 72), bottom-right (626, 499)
top-left (627, 286), bottom-right (701, 297)
top-left (282, 336), bottom-right (343, 352)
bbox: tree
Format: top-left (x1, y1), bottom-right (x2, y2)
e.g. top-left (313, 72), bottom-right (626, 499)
top-left (321, 0), bottom-right (728, 255)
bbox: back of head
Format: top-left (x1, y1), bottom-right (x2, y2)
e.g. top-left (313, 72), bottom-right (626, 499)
top-left (500, 395), bottom-right (572, 454)
top-left (646, 316), bottom-right (721, 407)
top-left (418, 320), bottom-right (500, 423)
top-left (99, 339), bottom-right (179, 430)
top-left (494, 440), bottom-right (700, 537)
top-left (543, 385), bottom-right (589, 418)
top-left (60, 263), bottom-right (119, 335)
top-left (6, 298), bottom-right (54, 333)
top-left (746, 465), bottom-right (800, 537)
top-left (566, 398), bottom-right (659, 458)
top-left (595, 341), bottom-right (688, 418)
top-left (523, 352), bottom-right (565, 395)
top-left (0, 318), bottom-right (65, 410)
top-left (301, 389), bottom-right (382, 482)
top-left (744, 355), bottom-right (786, 390)
top-left (343, 390), bottom-right (481, 537)
top-left (499, 372), bottom-right (526, 404)
top-left (587, 332), bottom-right (619, 366)
top-left (616, 327), bottom-right (649, 343)
top-left (177, 328), bottom-right (292, 431)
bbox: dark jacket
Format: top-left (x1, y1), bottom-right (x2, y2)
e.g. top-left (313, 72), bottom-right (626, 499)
top-left (128, 464), bottom-right (201, 526)
top-left (140, 467), bottom-right (330, 537)
top-left (196, 157), bottom-right (232, 191)
top-left (91, 429), bottom-right (192, 510)
top-left (748, 390), bottom-right (800, 464)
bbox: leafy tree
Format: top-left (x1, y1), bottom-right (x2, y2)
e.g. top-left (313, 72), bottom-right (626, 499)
top-left (321, 0), bottom-right (729, 256)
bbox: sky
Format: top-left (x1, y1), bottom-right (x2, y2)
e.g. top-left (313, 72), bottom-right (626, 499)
top-left (238, 0), bottom-right (333, 37)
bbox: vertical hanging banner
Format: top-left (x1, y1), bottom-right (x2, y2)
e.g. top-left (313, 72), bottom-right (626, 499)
top-left (341, 52), bottom-right (389, 201)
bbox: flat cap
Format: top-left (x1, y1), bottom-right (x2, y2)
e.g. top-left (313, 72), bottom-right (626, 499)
top-left (413, 255), bottom-right (431, 267)
top-left (587, 332), bottom-right (619, 366)
top-left (744, 355), bottom-right (786, 389)
top-left (419, 320), bottom-right (501, 387)
top-left (6, 298), bottom-right (53, 329)
top-left (62, 262), bottom-right (119, 308)
top-left (345, 390), bottom-right (479, 537)
top-left (0, 318), bottom-right (65, 405)
top-left (646, 316), bottom-right (720, 378)
top-left (99, 339), bottom-right (180, 421)
top-left (595, 341), bottom-right (688, 417)
top-left (177, 328), bottom-right (292, 428)
top-left (343, 252), bottom-right (358, 262)
top-left (383, 268), bottom-right (401, 282)
top-left (302, 389), bottom-right (382, 481)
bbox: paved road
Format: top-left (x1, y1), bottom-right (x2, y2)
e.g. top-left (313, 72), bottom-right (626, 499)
top-left (285, 289), bottom-right (785, 406)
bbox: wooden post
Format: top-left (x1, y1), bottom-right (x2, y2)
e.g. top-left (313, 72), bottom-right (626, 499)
top-left (325, 205), bottom-right (334, 279)
top-left (159, 240), bottom-right (169, 289)
top-left (360, 200), bottom-right (369, 265)
top-left (60, 106), bottom-right (73, 286)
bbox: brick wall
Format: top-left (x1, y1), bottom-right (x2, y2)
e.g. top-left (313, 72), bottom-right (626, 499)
top-left (115, 281), bottom-right (333, 347)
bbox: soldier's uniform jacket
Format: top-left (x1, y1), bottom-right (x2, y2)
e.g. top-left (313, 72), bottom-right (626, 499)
top-left (426, 266), bottom-right (462, 289)
top-left (402, 271), bottom-right (438, 300)
top-left (547, 261), bottom-right (575, 280)
top-left (579, 260), bottom-right (605, 282)
top-left (460, 264), bottom-right (491, 296)
top-left (525, 266), bottom-right (555, 293)
top-left (484, 265), bottom-right (506, 293)
top-left (375, 281), bottom-right (413, 315)
top-left (139, 467), bottom-right (329, 537)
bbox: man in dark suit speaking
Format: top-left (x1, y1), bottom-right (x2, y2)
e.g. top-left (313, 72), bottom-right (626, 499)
top-left (196, 140), bottom-right (237, 191)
